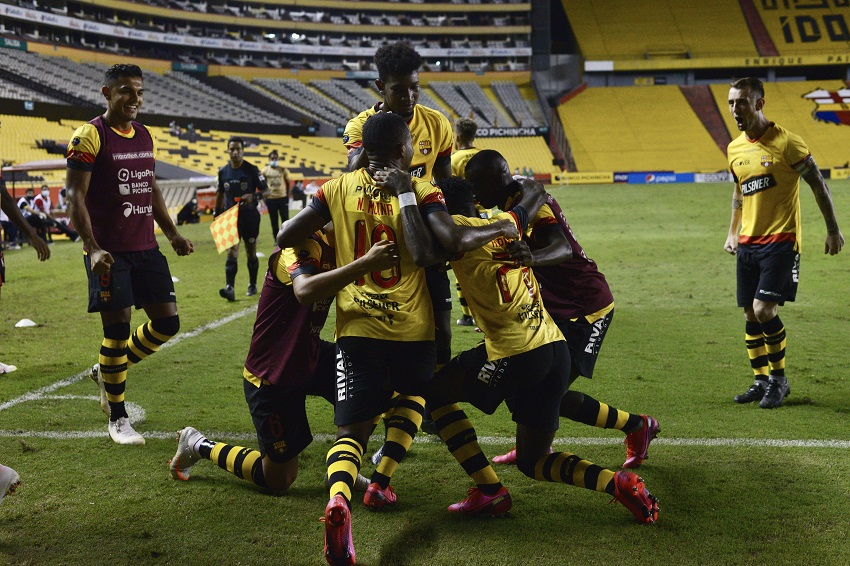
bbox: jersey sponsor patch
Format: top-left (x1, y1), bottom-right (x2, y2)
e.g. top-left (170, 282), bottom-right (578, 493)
top-left (409, 164), bottom-right (426, 178)
top-left (741, 174), bottom-right (777, 195)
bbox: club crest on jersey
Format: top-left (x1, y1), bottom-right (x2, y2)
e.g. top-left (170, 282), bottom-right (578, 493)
top-left (761, 155), bottom-right (774, 167)
top-left (272, 440), bottom-right (287, 455)
top-left (419, 140), bottom-right (432, 155)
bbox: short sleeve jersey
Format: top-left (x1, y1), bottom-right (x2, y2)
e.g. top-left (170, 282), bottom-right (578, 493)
top-left (308, 169), bottom-right (447, 341)
top-left (343, 104), bottom-right (453, 181)
top-left (728, 122), bottom-right (811, 252)
top-left (67, 117), bottom-right (159, 252)
top-left (451, 147), bottom-right (480, 179)
top-left (218, 161), bottom-right (267, 209)
top-left (262, 165), bottom-right (289, 199)
top-left (523, 195), bottom-right (614, 321)
top-left (450, 211), bottom-right (564, 360)
top-left (242, 232), bottom-right (335, 387)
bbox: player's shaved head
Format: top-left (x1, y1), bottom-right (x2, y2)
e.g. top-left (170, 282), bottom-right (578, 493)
top-left (731, 77), bottom-right (764, 100)
top-left (437, 176), bottom-right (477, 217)
top-left (362, 112), bottom-right (410, 155)
top-left (466, 150), bottom-right (514, 209)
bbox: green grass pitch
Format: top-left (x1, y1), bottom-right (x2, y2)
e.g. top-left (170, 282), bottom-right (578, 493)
top-left (1, 181), bottom-right (849, 564)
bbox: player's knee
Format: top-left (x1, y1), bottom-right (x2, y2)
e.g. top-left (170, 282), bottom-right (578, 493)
top-left (262, 458), bottom-right (297, 492)
top-left (516, 457), bottom-right (537, 479)
top-left (103, 322), bottom-right (131, 341)
top-left (559, 390), bottom-right (584, 418)
top-left (151, 315), bottom-right (180, 337)
top-left (753, 303), bottom-right (777, 323)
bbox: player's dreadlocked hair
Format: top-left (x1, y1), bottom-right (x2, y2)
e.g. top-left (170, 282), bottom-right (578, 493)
top-left (374, 42), bottom-right (422, 82)
top-left (455, 118), bottom-right (478, 144)
top-left (362, 112), bottom-right (409, 155)
top-left (437, 176), bottom-right (476, 217)
top-left (104, 64), bottom-right (143, 84)
top-left (731, 77), bottom-right (764, 99)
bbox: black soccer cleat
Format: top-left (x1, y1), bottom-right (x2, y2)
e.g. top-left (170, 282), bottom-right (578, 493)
top-left (733, 380), bottom-right (767, 404)
top-left (759, 377), bottom-right (790, 409)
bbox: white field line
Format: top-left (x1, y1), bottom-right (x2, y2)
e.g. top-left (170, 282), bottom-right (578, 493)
top-left (0, 429), bottom-right (848, 449)
top-left (0, 306), bottom-right (257, 414)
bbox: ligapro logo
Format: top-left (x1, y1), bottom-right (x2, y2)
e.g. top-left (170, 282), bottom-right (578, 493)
top-left (123, 202), bottom-right (153, 217)
top-left (118, 168), bottom-right (131, 195)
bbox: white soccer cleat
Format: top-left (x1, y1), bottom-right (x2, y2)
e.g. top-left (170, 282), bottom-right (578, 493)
top-left (0, 362), bottom-right (18, 374)
top-left (0, 465), bottom-right (21, 504)
top-left (169, 427), bottom-right (205, 481)
top-left (108, 417), bottom-right (145, 445)
top-left (89, 363), bottom-right (109, 415)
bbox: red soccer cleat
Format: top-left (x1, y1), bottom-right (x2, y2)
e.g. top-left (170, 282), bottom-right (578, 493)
top-left (492, 447), bottom-right (517, 465)
top-left (323, 494), bottom-right (355, 565)
top-left (611, 470), bottom-right (659, 524)
top-left (363, 482), bottom-right (397, 511)
top-left (447, 486), bottom-right (512, 517)
top-left (623, 415), bottom-right (660, 469)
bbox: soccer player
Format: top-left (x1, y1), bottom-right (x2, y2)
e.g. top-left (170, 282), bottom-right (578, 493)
top-left (0, 464), bottom-right (20, 504)
top-left (462, 152), bottom-right (660, 469)
top-left (725, 77), bottom-right (844, 409)
top-left (1, 171), bottom-right (50, 374)
top-left (450, 117), bottom-right (481, 327)
top-left (343, 40), bottom-right (456, 377)
top-left (66, 64), bottom-right (194, 445)
top-left (169, 225), bottom-right (399, 492)
top-left (261, 149), bottom-right (290, 239)
top-left (278, 112), bottom-right (518, 566)
top-left (215, 137), bottom-right (268, 301)
top-left (422, 178), bottom-right (659, 525)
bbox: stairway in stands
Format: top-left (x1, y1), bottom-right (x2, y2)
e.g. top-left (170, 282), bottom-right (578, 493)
top-left (738, 0), bottom-right (779, 56)
top-left (680, 85), bottom-right (732, 154)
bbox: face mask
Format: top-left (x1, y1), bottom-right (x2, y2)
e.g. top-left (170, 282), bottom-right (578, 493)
top-left (42, 190), bottom-right (50, 198)
top-left (269, 160), bottom-right (278, 167)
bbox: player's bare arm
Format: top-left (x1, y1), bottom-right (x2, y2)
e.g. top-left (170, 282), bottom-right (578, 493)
top-left (292, 239), bottom-right (400, 305)
top-left (724, 183), bottom-right (743, 255)
top-left (507, 224), bottom-right (572, 267)
top-left (277, 207), bottom-right (328, 249)
top-left (151, 179), bottom-right (194, 256)
top-left (67, 167), bottom-right (112, 273)
top-left (433, 155), bottom-right (452, 181)
top-left (802, 163), bottom-right (844, 255)
top-left (0, 186), bottom-right (49, 261)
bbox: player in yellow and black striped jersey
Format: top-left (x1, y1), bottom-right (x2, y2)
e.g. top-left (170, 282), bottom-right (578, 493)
top-left (416, 178), bottom-right (659, 524)
top-left (725, 77), bottom-right (844, 409)
top-left (278, 112), bottom-right (519, 564)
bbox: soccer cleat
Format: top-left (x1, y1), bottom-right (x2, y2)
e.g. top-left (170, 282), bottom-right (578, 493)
top-left (623, 415), bottom-right (660, 469)
top-left (492, 447), bottom-right (517, 465)
top-left (219, 285), bottom-right (235, 302)
top-left (611, 470), bottom-right (659, 524)
top-left (0, 465), bottom-right (21, 504)
top-left (734, 380), bottom-right (767, 404)
top-left (370, 444), bottom-right (384, 466)
top-left (447, 486), bottom-right (512, 517)
top-left (759, 377), bottom-right (790, 409)
top-left (246, 284), bottom-right (258, 296)
top-left (108, 417), bottom-right (145, 445)
top-left (456, 315), bottom-right (475, 327)
top-left (169, 427), bottom-right (204, 480)
top-left (353, 473), bottom-right (370, 493)
top-left (363, 482), bottom-right (397, 511)
top-left (0, 362), bottom-right (18, 374)
top-left (323, 494), bottom-right (355, 565)
top-left (89, 363), bottom-right (108, 414)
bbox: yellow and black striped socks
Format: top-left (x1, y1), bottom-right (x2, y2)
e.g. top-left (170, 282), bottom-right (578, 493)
top-left (100, 322), bottom-right (130, 421)
top-left (326, 437), bottom-right (363, 504)
top-left (126, 316), bottom-right (179, 367)
top-left (518, 451), bottom-right (617, 495)
top-left (560, 391), bottom-right (644, 434)
top-left (431, 403), bottom-right (502, 495)
top-left (199, 441), bottom-right (267, 488)
top-left (371, 395), bottom-right (425, 489)
top-left (456, 283), bottom-right (473, 318)
top-left (761, 316), bottom-right (786, 378)
top-left (745, 320), bottom-right (770, 381)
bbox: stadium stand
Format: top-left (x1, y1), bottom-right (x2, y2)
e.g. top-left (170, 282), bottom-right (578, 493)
top-left (0, 77), bottom-right (62, 104)
top-left (709, 81), bottom-right (850, 170)
top-left (557, 85), bottom-right (727, 172)
top-left (492, 80), bottom-right (545, 127)
top-left (254, 78), bottom-right (350, 127)
top-left (565, 0), bottom-right (758, 60)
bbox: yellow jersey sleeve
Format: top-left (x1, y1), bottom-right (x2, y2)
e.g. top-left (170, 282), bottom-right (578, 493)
top-left (343, 106), bottom-right (377, 151)
top-left (67, 123), bottom-right (101, 171)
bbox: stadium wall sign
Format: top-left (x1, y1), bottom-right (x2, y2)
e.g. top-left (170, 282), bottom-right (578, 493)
top-left (586, 52), bottom-right (850, 72)
top-left (0, 37), bottom-right (26, 50)
top-left (627, 172), bottom-right (695, 184)
top-left (756, 1), bottom-right (850, 49)
top-left (475, 127), bottom-right (545, 138)
top-left (695, 172), bottom-right (732, 183)
top-left (0, 6), bottom-right (530, 58)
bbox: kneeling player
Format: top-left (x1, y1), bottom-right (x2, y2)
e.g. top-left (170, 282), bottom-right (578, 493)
top-left (422, 179), bottom-right (659, 524)
top-left (169, 226), bottom-right (398, 491)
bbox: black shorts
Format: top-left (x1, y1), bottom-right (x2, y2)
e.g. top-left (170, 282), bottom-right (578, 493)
top-left (334, 337), bottom-right (436, 426)
top-left (237, 203), bottom-right (261, 244)
top-left (243, 340), bottom-right (337, 463)
top-left (736, 243), bottom-right (799, 307)
top-left (558, 309), bottom-right (614, 382)
top-left (85, 248), bottom-right (175, 312)
top-left (452, 341), bottom-right (570, 432)
top-left (425, 265), bottom-right (452, 312)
